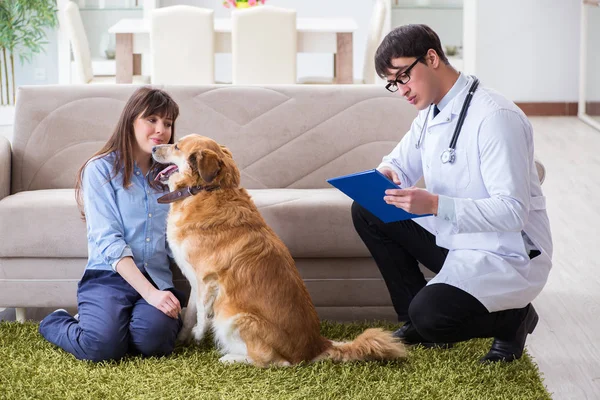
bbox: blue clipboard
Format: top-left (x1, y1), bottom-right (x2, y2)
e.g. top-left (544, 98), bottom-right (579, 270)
top-left (327, 169), bottom-right (431, 223)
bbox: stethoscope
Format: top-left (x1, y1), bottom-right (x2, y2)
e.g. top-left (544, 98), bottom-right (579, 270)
top-left (415, 77), bottom-right (480, 164)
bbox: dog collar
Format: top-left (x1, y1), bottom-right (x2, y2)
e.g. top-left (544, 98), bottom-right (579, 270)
top-left (157, 185), bottom-right (220, 204)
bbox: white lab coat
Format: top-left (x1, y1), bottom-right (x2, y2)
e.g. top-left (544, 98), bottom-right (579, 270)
top-left (379, 76), bottom-right (553, 313)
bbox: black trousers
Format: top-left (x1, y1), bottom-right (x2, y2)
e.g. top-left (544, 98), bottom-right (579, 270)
top-left (351, 202), bottom-right (532, 343)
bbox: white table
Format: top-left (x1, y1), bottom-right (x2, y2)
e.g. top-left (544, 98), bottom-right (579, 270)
top-left (108, 17), bottom-right (358, 84)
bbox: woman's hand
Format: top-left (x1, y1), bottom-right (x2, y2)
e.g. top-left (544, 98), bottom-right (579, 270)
top-left (146, 289), bottom-right (181, 319)
top-left (115, 257), bottom-right (181, 319)
top-left (384, 186), bottom-right (439, 216)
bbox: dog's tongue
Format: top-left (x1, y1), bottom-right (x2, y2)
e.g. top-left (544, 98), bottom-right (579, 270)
top-left (155, 164), bottom-right (179, 182)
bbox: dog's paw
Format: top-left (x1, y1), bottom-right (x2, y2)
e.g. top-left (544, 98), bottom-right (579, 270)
top-left (219, 354), bottom-right (252, 364)
top-left (191, 323), bottom-right (206, 342)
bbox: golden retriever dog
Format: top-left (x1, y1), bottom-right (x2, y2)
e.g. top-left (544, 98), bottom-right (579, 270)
top-left (152, 134), bottom-right (406, 367)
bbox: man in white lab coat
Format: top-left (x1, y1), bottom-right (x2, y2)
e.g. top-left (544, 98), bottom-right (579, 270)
top-left (351, 24), bottom-right (553, 363)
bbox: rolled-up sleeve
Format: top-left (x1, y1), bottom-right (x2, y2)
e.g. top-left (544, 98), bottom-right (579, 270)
top-left (83, 159), bottom-right (133, 270)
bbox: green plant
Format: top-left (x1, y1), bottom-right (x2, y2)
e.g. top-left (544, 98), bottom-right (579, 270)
top-left (0, 0), bottom-right (58, 105)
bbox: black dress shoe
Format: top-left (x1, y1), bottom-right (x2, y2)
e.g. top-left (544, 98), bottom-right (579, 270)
top-left (480, 304), bottom-right (539, 363)
top-left (393, 322), bottom-right (453, 349)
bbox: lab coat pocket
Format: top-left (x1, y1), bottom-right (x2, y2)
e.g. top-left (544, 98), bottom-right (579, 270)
top-left (438, 149), bottom-right (470, 190)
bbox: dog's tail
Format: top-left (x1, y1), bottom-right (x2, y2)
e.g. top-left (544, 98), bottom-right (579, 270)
top-left (315, 328), bottom-right (407, 362)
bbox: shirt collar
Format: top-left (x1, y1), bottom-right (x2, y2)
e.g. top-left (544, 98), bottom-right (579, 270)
top-left (435, 72), bottom-right (469, 113)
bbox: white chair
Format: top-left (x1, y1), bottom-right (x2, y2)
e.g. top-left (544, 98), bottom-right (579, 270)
top-left (150, 6), bottom-right (215, 85)
top-left (60, 1), bottom-right (148, 84)
top-left (232, 6), bottom-right (297, 85)
top-left (299, 0), bottom-right (387, 84)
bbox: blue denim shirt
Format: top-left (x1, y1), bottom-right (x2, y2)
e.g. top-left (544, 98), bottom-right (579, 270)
top-left (82, 152), bottom-right (173, 290)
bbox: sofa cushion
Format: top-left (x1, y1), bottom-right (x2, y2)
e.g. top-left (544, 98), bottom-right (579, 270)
top-left (0, 189), bottom-right (86, 258)
top-left (0, 188), bottom-right (371, 259)
top-left (250, 188), bottom-right (369, 257)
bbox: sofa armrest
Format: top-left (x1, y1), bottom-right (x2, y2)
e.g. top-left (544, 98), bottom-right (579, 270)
top-left (534, 158), bottom-right (546, 185)
top-left (0, 135), bottom-right (10, 201)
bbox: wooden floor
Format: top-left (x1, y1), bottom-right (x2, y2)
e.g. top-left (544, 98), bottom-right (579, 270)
top-left (1, 117), bottom-right (599, 399)
top-left (527, 117), bottom-right (600, 400)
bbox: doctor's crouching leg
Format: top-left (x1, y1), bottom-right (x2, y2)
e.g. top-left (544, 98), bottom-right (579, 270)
top-left (351, 201), bottom-right (538, 362)
top-left (351, 201), bottom-right (448, 323)
top-left (407, 283), bottom-right (539, 362)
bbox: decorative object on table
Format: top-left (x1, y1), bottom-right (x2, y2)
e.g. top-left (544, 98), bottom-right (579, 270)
top-left (99, 31), bottom-right (116, 60)
top-left (104, 49), bottom-right (116, 60)
top-left (223, 0), bottom-right (266, 9)
top-left (445, 45), bottom-right (459, 56)
top-left (0, 0), bottom-right (58, 105)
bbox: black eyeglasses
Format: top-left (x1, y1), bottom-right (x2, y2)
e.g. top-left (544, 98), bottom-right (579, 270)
top-left (385, 55), bottom-right (426, 93)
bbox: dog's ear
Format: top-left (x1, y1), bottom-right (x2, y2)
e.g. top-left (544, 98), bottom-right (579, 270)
top-left (189, 149), bottom-right (222, 183)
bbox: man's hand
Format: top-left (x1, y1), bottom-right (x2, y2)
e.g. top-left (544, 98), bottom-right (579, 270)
top-left (146, 289), bottom-right (181, 319)
top-left (384, 186), bottom-right (439, 216)
top-left (378, 167), bottom-right (401, 186)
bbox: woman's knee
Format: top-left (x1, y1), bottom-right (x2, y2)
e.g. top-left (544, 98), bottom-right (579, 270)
top-left (130, 318), bottom-right (180, 357)
top-left (78, 331), bottom-right (129, 362)
top-left (136, 338), bottom-right (176, 358)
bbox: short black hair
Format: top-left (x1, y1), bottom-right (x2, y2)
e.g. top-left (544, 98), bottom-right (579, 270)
top-left (375, 24), bottom-right (449, 79)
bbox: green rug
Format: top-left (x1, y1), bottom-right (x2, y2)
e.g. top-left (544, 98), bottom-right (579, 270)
top-left (0, 321), bottom-right (550, 400)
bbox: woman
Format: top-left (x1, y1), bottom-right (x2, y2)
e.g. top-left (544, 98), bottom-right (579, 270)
top-left (39, 87), bottom-right (184, 362)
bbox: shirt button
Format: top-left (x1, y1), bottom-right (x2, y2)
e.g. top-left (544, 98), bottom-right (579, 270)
top-left (144, 262), bottom-right (148, 267)
top-left (146, 237), bottom-right (150, 242)
top-left (446, 117), bottom-right (450, 122)
top-left (148, 213), bottom-right (152, 218)
top-left (147, 190), bottom-right (150, 194)
top-left (136, 171), bottom-right (140, 175)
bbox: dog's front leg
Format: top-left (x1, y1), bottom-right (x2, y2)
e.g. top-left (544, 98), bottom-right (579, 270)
top-left (192, 280), bottom-right (219, 342)
top-left (177, 287), bottom-right (198, 344)
top-left (191, 283), bottom-right (209, 342)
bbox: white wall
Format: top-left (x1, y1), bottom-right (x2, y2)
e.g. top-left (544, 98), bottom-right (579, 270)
top-left (13, 27), bottom-right (59, 89)
top-left (583, 5), bottom-right (600, 102)
top-left (391, 7), bottom-right (463, 55)
top-left (463, 0), bottom-right (581, 102)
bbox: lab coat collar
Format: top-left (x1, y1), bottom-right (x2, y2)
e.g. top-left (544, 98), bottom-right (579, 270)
top-left (429, 74), bottom-right (476, 128)
top-left (437, 72), bottom-right (469, 112)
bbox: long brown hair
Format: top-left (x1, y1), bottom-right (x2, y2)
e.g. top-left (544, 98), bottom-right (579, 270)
top-left (75, 87), bottom-right (180, 219)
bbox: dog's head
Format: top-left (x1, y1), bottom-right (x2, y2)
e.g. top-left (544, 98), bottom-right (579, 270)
top-left (152, 134), bottom-right (240, 190)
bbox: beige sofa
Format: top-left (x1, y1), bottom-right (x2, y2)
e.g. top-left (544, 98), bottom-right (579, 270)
top-left (0, 84), bottom-right (425, 322)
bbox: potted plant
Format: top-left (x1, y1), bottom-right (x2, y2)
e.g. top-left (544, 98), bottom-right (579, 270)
top-left (0, 0), bottom-right (58, 105)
